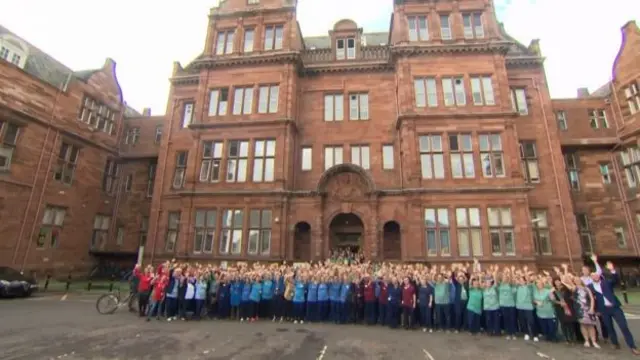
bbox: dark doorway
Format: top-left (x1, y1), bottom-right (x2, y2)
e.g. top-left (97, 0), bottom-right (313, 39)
top-left (329, 213), bottom-right (364, 254)
top-left (383, 221), bottom-right (401, 260)
top-left (293, 222), bottom-right (311, 261)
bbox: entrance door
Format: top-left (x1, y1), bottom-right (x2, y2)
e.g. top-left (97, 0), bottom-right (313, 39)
top-left (329, 213), bottom-right (364, 258)
top-left (293, 222), bottom-right (311, 261)
top-left (383, 221), bottom-right (401, 260)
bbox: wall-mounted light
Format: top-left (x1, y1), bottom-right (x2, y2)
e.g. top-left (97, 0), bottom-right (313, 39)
top-left (275, 217), bottom-right (280, 223)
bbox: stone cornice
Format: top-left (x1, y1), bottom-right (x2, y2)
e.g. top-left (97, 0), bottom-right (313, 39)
top-left (170, 75), bottom-right (199, 86)
top-left (559, 138), bottom-right (619, 147)
top-left (191, 51), bottom-right (300, 70)
top-left (391, 41), bottom-right (512, 56)
top-left (396, 111), bottom-right (519, 129)
top-left (209, 5), bottom-right (296, 20)
top-left (189, 118), bottom-right (296, 131)
top-left (301, 62), bottom-right (394, 75)
top-left (506, 56), bottom-right (546, 67)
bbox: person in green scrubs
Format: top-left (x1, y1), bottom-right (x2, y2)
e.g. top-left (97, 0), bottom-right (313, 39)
top-left (433, 273), bottom-right (451, 331)
top-left (515, 275), bottom-right (537, 341)
top-left (534, 277), bottom-right (557, 342)
top-left (466, 277), bottom-right (483, 334)
top-left (483, 277), bottom-right (500, 336)
top-left (498, 273), bottom-right (517, 339)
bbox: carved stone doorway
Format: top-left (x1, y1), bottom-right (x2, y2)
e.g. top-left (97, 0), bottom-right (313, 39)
top-left (383, 221), bottom-right (401, 260)
top-left (293, 222), bottom-right (311, 261)
top-left (329, 213), bottom-right (364, 254)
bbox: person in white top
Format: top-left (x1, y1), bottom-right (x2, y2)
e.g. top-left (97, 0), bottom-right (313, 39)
top-left (581, 254), bottom-right (602, 286)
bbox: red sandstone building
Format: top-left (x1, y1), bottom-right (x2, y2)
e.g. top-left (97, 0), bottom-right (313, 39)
top-left (1, 0), bottom-right (639, 275)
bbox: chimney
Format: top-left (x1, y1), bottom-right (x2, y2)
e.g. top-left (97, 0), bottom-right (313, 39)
top-left (142, 108), bottom-right (151, 116)
top-left (577, 88), bottom-right (590, 98)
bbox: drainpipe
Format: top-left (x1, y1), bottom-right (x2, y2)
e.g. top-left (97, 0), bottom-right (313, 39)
top-left (533, 80), bottom-right (574, 270)
top-left (150, 98), bottom-right (179, 264)
top-left (109, 104), bottom-right (127, 252)
top-left (14, 75), bottom-right (67, 269)
top-left (395, 60), bottom-right (404, 190)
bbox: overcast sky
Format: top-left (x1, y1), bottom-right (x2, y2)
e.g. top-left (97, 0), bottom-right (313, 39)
top-left (0, 0), bottom-right (637, 114)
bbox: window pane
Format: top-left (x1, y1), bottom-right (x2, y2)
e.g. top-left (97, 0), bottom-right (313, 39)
top-left (471, 229), bottom-right (483, 256)
top-left (487, 208), bottom-right (500, 226)
top-left (458, 230), bottom-right (470, 256)
top-left (440, 230), bottom-right (450, 255)
top-left (383, 145), bottom-right (394, 169)
top-left (437, 208), bottom-right (449, 226)
top-left (490, 231), bottom-right (501, 254)
top-left (469, 208), bottom-right (480, 226)
top-left (500, 208), bottom-right (512, 226)
top-left (424, 209), bottom-right (436, 227)
top-left (456, 208), bottom-right (467, 227)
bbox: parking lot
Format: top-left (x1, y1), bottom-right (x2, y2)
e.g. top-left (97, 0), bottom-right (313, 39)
top-left (2, 294), bottom-right (640, 360)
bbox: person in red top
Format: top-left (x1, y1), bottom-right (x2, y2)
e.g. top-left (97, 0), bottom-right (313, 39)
top-left (378, 279), bottom-right (389, 325)
top-left (363, 276), bottom-right (377, 325)
top-left (147, 273), bottom-right (168, 321)
top-left (134, 265), bottom-right (154, 317)
top-left (400, 276), bottom-right (416, 330)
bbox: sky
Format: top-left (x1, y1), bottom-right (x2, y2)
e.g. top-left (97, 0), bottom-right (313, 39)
top-left (0, 0), bottom-right (638, 115)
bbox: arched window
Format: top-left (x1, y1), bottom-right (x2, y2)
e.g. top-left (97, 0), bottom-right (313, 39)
top-left (0, 34), bottom-right (29, 69)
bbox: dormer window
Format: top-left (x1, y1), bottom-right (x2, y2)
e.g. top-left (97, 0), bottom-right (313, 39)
top-left (336, 38), bottom-right (356, 60)
top-left (0, 34), bottom-right (29, 69)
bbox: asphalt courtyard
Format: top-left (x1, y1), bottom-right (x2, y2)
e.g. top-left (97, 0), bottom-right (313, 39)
top-left (2, 294), bottom-right (640, 360)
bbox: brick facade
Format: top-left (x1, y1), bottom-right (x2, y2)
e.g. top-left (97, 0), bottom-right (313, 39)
top-left (2, 1), bottom-right (639, 276)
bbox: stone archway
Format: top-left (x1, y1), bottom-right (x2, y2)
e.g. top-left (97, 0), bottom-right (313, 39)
top-left (329, 213), bottom-right (364, 255)
top-left (383, 221), bottom-right (401, 260)
top-left (293, 222), bottom-right (311, 261)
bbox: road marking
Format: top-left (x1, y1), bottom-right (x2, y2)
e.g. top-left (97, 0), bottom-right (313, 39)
top-left (60, 294), bottom-right (68, 301)
top-left (422, 349), bottom-right (435, 360)
top-left (317, 345), bottom-right (327, 360)
top-left (625, 313), bottom-right (640, 320)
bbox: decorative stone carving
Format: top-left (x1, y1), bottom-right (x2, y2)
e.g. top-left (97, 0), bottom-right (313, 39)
top-left (326, 172), bottom-right (367, 200)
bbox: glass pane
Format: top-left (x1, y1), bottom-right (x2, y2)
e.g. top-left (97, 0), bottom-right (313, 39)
top-left (260, 230), bottom-right (271, 254)
top-left (206, 210), bottom-right (217, 227)
top-left (53, 209), bottom-right (65, 226)
top-left (248, 229), bottom-right (259, 254)
top-left (463, 153), bottom-right (475, 177)
top-left (254, 140), bottom-right (265, 156)
top-left (456, 208), bottom-right (467, 227)
top-left (426, 230), bottom-right (437, 254)
top-left (433, 154), bottom-right (445, 179)
top-left (250, 210), bottom-right (260, 228)
top-left (361, 146), bottom-right (370, 169)
top-left (440, 230), bottom-right (450, 255)
top-left (419, 136), bottom-right (430, 152)
top-left (451, 154), bottom-right (462, 178)
top-left (458, 230), bottom-right (470, 256)
top-left (101, 216), bottom-right (110, 230)
top-left (431, 135), bottom-right (442, 151)
top-left (504, 230), bottom-right (515, 254)
top-left (500, 208), bottom-right (512, 226)
top-left (324, 95), bottom-right (333, 120)
top-left (231, 230), bottom-right (242, 254)
top-left (239, 141), bottom-right (249, 157)
top-left (471, 229), bottom-right (483, 255)
top-left (424, 209), bottom-right (436, 227)
top-left (421, 154), bottom-right (432, 178)
top-left (437, 208), bottom-right (449, 226)
top-left (490, 231), bottom-right (501, 254)
top-left (479, 135), bottom-right (489, 151)
top-left (487, 208), bottom-right (500, 226)
top-left (195, 211), bottom-right (206, 227)
top-left (43, 208), bottom-right (54, 225)
top-left (264, 158), bottom-right (274, 181)
top-left (233, 210), bottom-right (244, 229)
top-left (261, 210), bottom-right (272, 228)
top-left (469, 208), bottom-right (480, 226)
top-left (194, 231), bottom-right (204, 252)
top-left (266, 140), bottom-right (276, 157)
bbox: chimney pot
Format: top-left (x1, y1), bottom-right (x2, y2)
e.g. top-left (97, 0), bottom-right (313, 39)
top-left (142, 108), bottom-right (151, 116)
top-left (577, 88), bottom-right (590, 98)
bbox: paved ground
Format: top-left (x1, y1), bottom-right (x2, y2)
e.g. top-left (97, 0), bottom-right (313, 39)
top-left (2, 294), bottom-right (640, 360)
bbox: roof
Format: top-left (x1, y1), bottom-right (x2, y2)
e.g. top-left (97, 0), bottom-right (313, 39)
top-left (591, 82), bottom-right (612, 97)
top-left (303, 32), bottom-right (389, 49)
top-left (0, 24), bottom-right (74, 89)
top-left (124, 105), bottom-right (142, 118)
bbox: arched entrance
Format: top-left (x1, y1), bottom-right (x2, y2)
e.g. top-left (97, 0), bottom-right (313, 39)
top-left (293, 222), bottom-right (311, 261)
top-left (329, 213), bottom-right (364, 254)
top-left (383, 221), bottom-right (401, 260)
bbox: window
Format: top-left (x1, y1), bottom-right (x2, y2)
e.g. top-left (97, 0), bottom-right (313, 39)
top-left (624, 82), bottom-right (640, 114)
top-left (215, 30), bottom-right (235, 55)
top-left (139, 217), bottom-right (149, 247)
top-left (208, 89), bottom-right (229, 116)
top-left (324, 146), bottom-right (344, 170)
top-left (620, 147), bottom-right (640, 188)
top-left (349, 93), bottom-right (369, 120)
top-left (479, 134), bottom-right (505, 178)
top-left (599, 163), bottom-right (612, 184)
top-left (419, 135), bottom-right (445, 179)
top-left (247, 0), bottom-right (259, 4)
top-left (0, 46), bottom-right (7, 59)
top-left (232, 87), bottom-right (254, 115)
top-left (165, 211), bottom-right (180, 252)
top-left (350, 145), bottom-right (370, 170)
top-left (324, 94), bottom-right (344, 121)
top-left (200, 141), bottom-right (224, 182)
top-left (564, 153), bottom-right (580, 190)
top-left (424, 208), bottom-right (450, 256)
top-left (382, 145), bottom-right (394, 170)
top-left (0, 121), bottom-right (20, 171)
top-left (91, 215), bottom-right (111, 249)
top-left (147, 163), bottom-right (156, 197)
top-left (220, 209), bottom-right (243, 254)
top-left (182, 101), bottom-right (194, 128)
top-left (248, 209), bottom-right (272, 255)
top-left (258, 85), bottom-right (279, 114)
top-left (39, 206), bottom-right (66, 248)
top-left (487, 207), bottom-right (515, 256)
top-left (462, 13), bottom-right (484, 39)
top-left (414, 78), bottom-right (438, 108)
top-left (54, 142), bottom-right (79, 185)
top-left (442, 77), bottom-right (465, 106)
top-left (155, 126), bottom-right (163, 143)
top-left (588, 109), bottom-right (608, 129)
top-left (449, 133), bottom-right (474, 178)
top-left (116, 226), bottom-right (124, 246)
top-left (520, 141), bottom-right (540, 183)
top-left (408, 16), bottom-right (428, 41)
top-left (615, 226), bottom-right (627, 248)
top-left (253, 139), bottom-right (276, 182)
top-left (264, 25), bottom-right (284, 51)
top-left (470, 76), bottom-right (495, 105)
top-left (243, 28), bottom-right (254, 53)
top-left (510, 88), bottom-right (528, 115)
top-left (301, 147), bottom-right (312, 171)
top-left (456, 208), bottom-right (482, 257)
top-left (194, 210), bottom-right (216, 253)
top-left (226, 140), bottom-right (249, 182)
top-left (336, 38), bottom-right (356, 60)
top-left (102, 160), bottom-right (119, 195)
top-left (173, 151), bottom-right (188, 189)
top-left (556, 111), bottom-right (568, 130)
top-left (440, 15), bottom-right (451, 40)
top-left (124, 127), bottom-right (140, 145)
top-left (78, 96), bottom-right (115, 134)
top-left (531, 209), bottom-right (551, 255)
top-left (576, 213), bottom-right (593, 254)
top-left (124, 174), bottom-right (133, 192)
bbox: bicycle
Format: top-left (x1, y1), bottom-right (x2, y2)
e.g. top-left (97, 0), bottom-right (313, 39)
top-left (96, 287), bottom-right (138, 315)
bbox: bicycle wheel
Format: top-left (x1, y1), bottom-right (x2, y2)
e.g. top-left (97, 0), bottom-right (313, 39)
top-left (96, 293), bottom-right (120, 315)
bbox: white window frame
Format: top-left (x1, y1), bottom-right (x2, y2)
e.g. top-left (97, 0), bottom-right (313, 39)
top-left (531, 209), bottom-right (551, 255)
top-left (232, 87), bottom-right (254, 115)
top-left (599, 163), bottom-right (612, 184)
top-left (408, 15), bottom-right (429, 41)
top-left (194, 209), bottom-right (216, 254)
top-left (225, 140), bottom-right (249, 183)
top-left (479, 134), bottom-right (505, 178)
top-left (382, 145), bottom-right (394, 170)
top-left (252, 139), bottom-right (276, 182)
top-left (455, 207), bottom-right (482, 257)
top-left (556, 111), bottom-right (568, 130)
top-left (440, 14), bottom-right (452, 40)
top-left (520, 141), bottom-right (540, 183)
top-left (589, 109), bottom-right (608, 129)
top-left (182, 102), bottom-right (194, 128)
top-left (350, 145), bottom-right (370, 170)
top-left (349, 93), bottom-right (369, 120)
top-left (424, 208), bottom-right (451, 256)
top-left (614, 226), bottom-right (627, 248)
top-left (324, 146), bottom-right (344, 170)
top-left (248, 209), bottom-right (272, 256)
top-left (264, 25), bottom-right (284, 51)
top-left (243, 28), bottom-right (254, 53)
top-left (565, 153), bottom-right (580, 190)
top-left (258, 85), bottom-right (279, 114)
top-left (419, 135), bottom-right (445, 179)
top-left (414, 78), bottom-right (438, 108)
top-left (215, 30), bottom-right (235, 55)
top-left (510, 88), bottom-right (528, 115)
top-left (199, 141), bottom-right (224, 183)
top-left (624, 82), bottom-right (640, 115)
top-left (301, 147), bottom-right (312, 171)
top-left (463, 13), bottom-right (484, 39)
top-left (324, 94), bottom-right (344, 121)
top-left (487, 207), bottom-right (515, 256)
top-left (208, 88), bottom-right (229, 116)
top-left (470, 76), bottom-right (495, 105)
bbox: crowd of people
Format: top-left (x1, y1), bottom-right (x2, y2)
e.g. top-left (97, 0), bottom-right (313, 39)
top-left (131, 253), bottom-right (640, 356)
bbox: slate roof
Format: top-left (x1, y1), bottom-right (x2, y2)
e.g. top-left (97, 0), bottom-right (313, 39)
top-left (591, 82), bottom-right (612, 97)
top-left (303, 32), bottom-right (390, 49)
